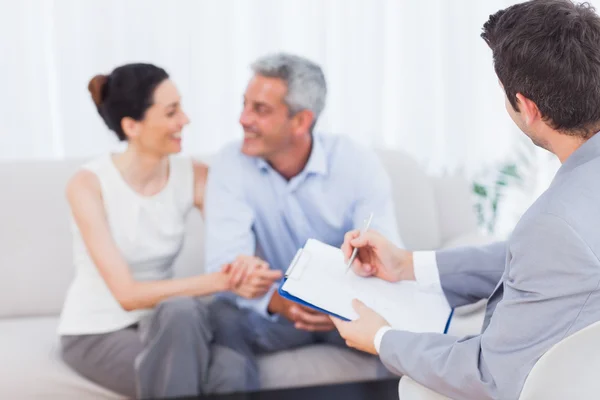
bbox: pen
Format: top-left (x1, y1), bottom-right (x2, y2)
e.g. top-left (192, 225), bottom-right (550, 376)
top-left (346, 211), bottom-right (374, 273)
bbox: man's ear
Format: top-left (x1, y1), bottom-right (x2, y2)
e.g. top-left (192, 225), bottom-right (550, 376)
top-left (515, 93), bottom-right (541, 126)
top-left (291, 109), bottom-right (315, 136)
top-left (121, 117), bottom-right (140, 140)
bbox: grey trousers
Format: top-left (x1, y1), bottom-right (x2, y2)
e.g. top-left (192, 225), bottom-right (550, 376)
top-left (208, 298), bottom-right (388, 391)
top-left (61, 297), bottom-right (251, 399)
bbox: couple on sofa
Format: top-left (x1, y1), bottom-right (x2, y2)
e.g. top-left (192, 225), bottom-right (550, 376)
top-left (57, 53), bottom-right (403, 398)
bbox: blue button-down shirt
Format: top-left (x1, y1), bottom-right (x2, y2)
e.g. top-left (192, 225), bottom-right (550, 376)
top-left (204, 134), bottom-right (403, 317)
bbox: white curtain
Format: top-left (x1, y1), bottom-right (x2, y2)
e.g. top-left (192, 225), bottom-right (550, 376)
top-left (4, 0), bottom-right (587, 236)
top-left (2, 0), bottom-right (527, 172)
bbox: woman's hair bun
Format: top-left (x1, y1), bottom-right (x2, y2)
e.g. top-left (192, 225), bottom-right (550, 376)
top-left (88, 74), bottom-right (109, 107)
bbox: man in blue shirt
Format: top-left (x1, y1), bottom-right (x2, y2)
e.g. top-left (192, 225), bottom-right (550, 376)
top-left (205, 52), bottom-right (402, 389)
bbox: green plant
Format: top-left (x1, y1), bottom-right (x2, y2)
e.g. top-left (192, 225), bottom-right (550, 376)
top-left (473, 163), bottom-right (523, 234)
top-left (472, 135), bottom-right (535, 234)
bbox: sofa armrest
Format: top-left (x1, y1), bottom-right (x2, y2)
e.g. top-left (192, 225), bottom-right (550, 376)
top-left (399, 376), bottom-right (452, 400)
top-left (440, 229), bottom-right (499, 249)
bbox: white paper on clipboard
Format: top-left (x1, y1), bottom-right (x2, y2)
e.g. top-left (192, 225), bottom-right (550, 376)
top-left (281, 239), bottom-right (452, 333)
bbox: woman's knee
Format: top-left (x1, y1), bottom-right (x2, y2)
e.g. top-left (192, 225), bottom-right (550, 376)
top-left (152, 297), bottom-right (214, 345)
top-left (155, 296), bottom-right (200, 325)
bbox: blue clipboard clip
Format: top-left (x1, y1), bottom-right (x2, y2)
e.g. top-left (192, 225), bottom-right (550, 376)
top-left (283, 248), bottom-right (305, 279)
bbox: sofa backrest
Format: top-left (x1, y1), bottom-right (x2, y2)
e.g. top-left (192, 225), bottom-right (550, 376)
top-left (1, 159), bottom-right (82, 319)
top-left (0, 150), bottom-right (476, 318)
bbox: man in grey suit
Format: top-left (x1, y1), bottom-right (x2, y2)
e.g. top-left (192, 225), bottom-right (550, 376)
top-left (332, 1), bottom-right (600, 399)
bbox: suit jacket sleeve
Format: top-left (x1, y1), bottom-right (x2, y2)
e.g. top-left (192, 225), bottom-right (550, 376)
top-left (379, 213), bottom-right (600, 400)
top-left (436, 241), bottom-right (506, 308)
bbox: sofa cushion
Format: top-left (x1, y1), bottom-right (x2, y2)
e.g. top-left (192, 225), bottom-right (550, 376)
top-left (0, 316), bottom-right (384, 399)
top-left (375, 150), bottom-right (441, 250)
top-left (431, 175), bottom-right (479, 247)
top-left (258, 344), bottom-right (385, 390)
top-left (0, 317), bottom-right (123, 399)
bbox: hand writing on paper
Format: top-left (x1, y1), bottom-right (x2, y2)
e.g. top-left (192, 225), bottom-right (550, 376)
top-left (268, 291), bottom-right (335, 332)
top-left (341, 229), bottom-right (415, 282)
top-left (330, 299), bottom-right (390, 355)
top-left (222, 255), bottom-right (282, 299)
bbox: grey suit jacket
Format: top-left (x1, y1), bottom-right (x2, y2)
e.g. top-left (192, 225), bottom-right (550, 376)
top-left (379, 133), bottom-right (600, 400)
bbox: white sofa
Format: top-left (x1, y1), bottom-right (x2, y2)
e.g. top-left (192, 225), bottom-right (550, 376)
top-left (0, 149), bottom-right (491, 399)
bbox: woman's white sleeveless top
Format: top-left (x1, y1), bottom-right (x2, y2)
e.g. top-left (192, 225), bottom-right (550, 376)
top-left (57, 155), bottom-right (194, 335)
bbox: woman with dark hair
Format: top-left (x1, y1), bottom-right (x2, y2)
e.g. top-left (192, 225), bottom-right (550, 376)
top-left (57, 63), bottom-right (282, 399)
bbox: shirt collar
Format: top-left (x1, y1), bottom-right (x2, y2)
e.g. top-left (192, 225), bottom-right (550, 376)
top-left (256, 157), bottom-right (270, 172)
top-left (553, 131), bottom-right (600, 181)
top-left (255, 134), bottom-right (328, 177)
top-left (303, 135), bottom-right (328, 176)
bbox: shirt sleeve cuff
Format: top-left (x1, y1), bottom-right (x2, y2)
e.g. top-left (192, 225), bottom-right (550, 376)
top-left (374, 326), bottom-right (393, 354)
top-left (413, 251), bottom-right (444, 294)
top-left (236, 284), bottom-right (279, 321)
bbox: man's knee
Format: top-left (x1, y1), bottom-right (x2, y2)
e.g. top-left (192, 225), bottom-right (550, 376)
top-left (209, 299), bottom-right (244, 333)
top-left (208, 299), bottom-right (253, 348)
top-left (206, 345), bottom-right (259, 393)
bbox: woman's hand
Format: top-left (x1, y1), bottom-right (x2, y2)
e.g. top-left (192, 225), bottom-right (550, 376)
top-left (221, 255), bottom-right (283, 299)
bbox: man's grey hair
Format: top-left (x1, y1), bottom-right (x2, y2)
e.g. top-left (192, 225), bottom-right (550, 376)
top-left (251, 53), bottom-right (327, 122)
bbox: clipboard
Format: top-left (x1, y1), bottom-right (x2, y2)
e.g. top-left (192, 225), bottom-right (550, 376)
top-left (278, 278), bottom-right (351, 321)
top-left (277, 244), bottom-right (454, 334)
top-left (278, 248), bottom-right (350, 320)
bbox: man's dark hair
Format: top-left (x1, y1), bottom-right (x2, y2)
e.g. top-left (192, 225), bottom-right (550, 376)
top-left (482, 0), bottom-right (600, 138)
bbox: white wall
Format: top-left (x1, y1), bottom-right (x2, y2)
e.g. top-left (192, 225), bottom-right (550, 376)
top-left (1, 0), bottom-right (525, 177)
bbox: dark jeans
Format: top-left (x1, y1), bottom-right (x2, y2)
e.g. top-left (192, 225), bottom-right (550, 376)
top-left (208, 298), bottom-right (387, 391)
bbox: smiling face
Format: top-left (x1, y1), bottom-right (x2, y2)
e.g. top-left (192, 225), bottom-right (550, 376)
top-left (123, 79), bottom-right (190, 156)
top-left (238, 74), bottom-right (297, 159)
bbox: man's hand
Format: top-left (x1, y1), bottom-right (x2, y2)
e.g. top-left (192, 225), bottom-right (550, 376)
top-left (330, 299), bottom-right (390, 355)
top-left (341, 229), bottom-right (415, 282)
top-left (222, 255), bottom-right (282, 299)
top-left (268, 291), bottom-right (335, 332)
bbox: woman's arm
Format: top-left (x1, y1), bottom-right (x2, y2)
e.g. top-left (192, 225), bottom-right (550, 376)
top-left (193, 161), bottom-right (208, 212)
top-left (66, 170), bottom-right (230, 311)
